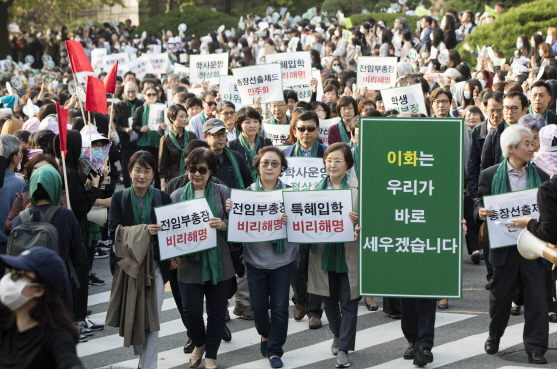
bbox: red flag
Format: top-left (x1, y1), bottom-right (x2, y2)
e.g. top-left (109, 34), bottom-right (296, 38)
top-left (56, 101), bottom-right (68, 154)
top-left (85, 75), bottom-right (108, 115)
top-left (65, 40), bottom-right (94, 73)
top-left (103, 60), bottom-right (118, 94)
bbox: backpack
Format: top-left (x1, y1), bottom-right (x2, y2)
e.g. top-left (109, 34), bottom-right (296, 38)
top-left (7, 206), bottom-right (80, 288)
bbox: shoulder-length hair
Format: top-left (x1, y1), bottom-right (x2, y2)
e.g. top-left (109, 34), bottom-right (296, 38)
top-left (234, 107), bottom-right (261, 132)
top-left (252, 146), bottom-right (288, 175)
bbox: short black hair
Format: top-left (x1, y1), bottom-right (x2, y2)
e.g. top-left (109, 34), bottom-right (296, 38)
top-left (217, 101), bottom-right (235, 114)
top-left (14, 130), bottom-right (31, 143)
top-left (284, 90), bottom-right (298, 102)
top-left (531, 80), bottom-right (551, 95)
top-left (504, 91), bottom-right (528, 110)
top-left (294, 111), bottom-right (319, 127)
top-left (323, 143), bottom-right (354, 170)
top-left (186, 97), bottom-right (203, 109)
top-left (167, 104), bottom-right (188, 122)
top-left (483, 91), bottom-right (504, 106)
top-left (201, 90), bottom-right (217, 102)
top-left (234, 107), bottom-right (261, 132)
top-left (172, 86), bottom-right (188, 95)
top-left (128, 150), bottom-right (157, 173)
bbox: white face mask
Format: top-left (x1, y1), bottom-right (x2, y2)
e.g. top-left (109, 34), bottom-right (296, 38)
top-left (480, 79), bottom-right (487, 88)
top-left (0, 273), bottom-right (33, 311)
top-left (228, 42), bottom-right (234, 48)
top-left (493, 77), bottom-right (499, 84)
top-left (421, 52), bottom-right (428, 59)
top-left (280, 45), bottom-right (286, 52)
top-left (258, 41), bottom-right (265, 48)
top-left (334, 30), bottom-right (339, 37)
top-left (360, 27), bottom-right (365, 33)
top-left (333, 65), bottom-right (340, 72)
top-left (75, 37), bottom-right (81, 43)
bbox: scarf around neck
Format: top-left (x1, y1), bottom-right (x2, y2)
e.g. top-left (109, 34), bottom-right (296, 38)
top-left (169, 128), bottom-right (189, 176)
top-left (138, 102), bottom-right (160, 148)
top-left (295, 139), bottom-right (319, 157)
top-left (130, 184), bottom-right (153, 225)
top-left (239, 133), bottom-right (260, 180)
top-left (491, 158), bottom-right (541, 195)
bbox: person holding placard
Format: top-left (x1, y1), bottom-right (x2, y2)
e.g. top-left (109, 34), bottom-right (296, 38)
top-left (328, 96), bottom-right (355, 145)
top-left (306, 143), bottom-right (359, 369)
top-left (187, 90), bottom-right (218, 140)
top-left (169, 148), bottom-right (234, 369)
top-left (474, 125), bottom-right (550, 364)
top-left (225, 146), bottom-right (296, 369)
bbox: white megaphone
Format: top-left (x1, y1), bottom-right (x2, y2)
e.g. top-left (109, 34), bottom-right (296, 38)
top-left (87, 206), bottom-right (108, 228)
top-left (517, 228), bottom-right (557, 264)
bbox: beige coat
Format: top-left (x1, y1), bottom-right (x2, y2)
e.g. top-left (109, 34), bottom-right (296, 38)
top-left (308, 175), bottom-right (359, 300)
top-left (105, 224), bottom-right (159, 347)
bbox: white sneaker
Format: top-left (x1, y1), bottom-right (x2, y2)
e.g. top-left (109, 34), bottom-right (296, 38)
top-left (77, 321), bottom-right (94, 337)
top-left (85, 316), bottom-right (104, 331)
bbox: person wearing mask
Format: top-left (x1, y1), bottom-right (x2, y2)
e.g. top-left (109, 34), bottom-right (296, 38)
top-left (268, 94), bottom-right (290, 125)
top-left (328, 97), bottom-right (356, 145)
top-left (187, 90), bottom-right (218, 140)
top-left (462, 79), bottom-right (483, 110)
top-left (215, 102), bottom-right (238, 142)
top-left (475, 125), bottom-right (550, 364)
top-left (0, 247), bottom-right (84, 369)
top-left (170, 148), bottom-right (234, 369)
top-left (529, 80), bottom-right (557, 125)
top-left (159, 104), bottom-right (197, 191)
top-left (414, 16), bottom-right (432, 52)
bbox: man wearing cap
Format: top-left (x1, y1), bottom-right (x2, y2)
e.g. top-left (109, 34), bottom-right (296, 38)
top-left (187, 90), bottom-right (218, 140)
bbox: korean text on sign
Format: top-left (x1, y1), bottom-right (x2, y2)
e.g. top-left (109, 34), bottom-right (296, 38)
top-left (279, 157), bottom-right (327, 191)
top-left (219, 75), bottom-right (243, 109)
top-left (357, 56), bottom-right (397, 89)
top-left (263, 122), bottom-right (290, 145)
top-left (363, 237), bottom-right (458, 253)
top-left (283, 189), bottom-right (354, 244)
top-left (126, 56), bottom-right (154, 80)
top-left (189, 53), bottom-right (229, 85)
top-left (232, 63), bottom-right (284, 105)
top-left (380, 83), bottom-right (428, 116)
top-left (265, 51), bottom-right (312, 87)
top-left (318, 118), bottom-right (340, 145)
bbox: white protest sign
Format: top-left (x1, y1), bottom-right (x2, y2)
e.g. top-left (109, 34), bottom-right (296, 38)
top-left (145, 53), bottom-right (169, 76)
top-left (263, 122), bottom-right (290, 145)
top-left (312, 69), bottom-right (323, 101)
top-left (219, 75), bottom-right (243, 108)
top-left (265, 51), bottom-right (312, 87)
top-left (233, 63), bottom-right (284, 105)
top-left (189, 52), bottom-right (229, 84)
top-left (103, 53), bottom-right (129, 71)
top-left (357, 56), bottom-right (397, 89)
top-left (0, 60), bottom-right (10, 70)
top-left (75, 71), bottom-right (95, 84)
top-left (173, 63), bottom-right (190, 77)
top-left (279, 157), bottom-right (327, 191)
top-left (91, 48), bottom-right (107, 69)
top-left (430, 45), bottom-right (439, 59)
top-left (228, 189), bottom-right (287, 243)
top-left (124, 45), bottom-right (138, 55)
top-left (484, 188), bottom-right (540, 249)
top-left (10, 76), bottom-right (22, 89)
top-left (319, 117), bottom-right (340, 145)
top-left (283, 189), bottom-right (354, 243)
top-left (148, 103), bottom-right (167, 131)
top-left (127, 56), bottom-right (154, 80)
top-left (155, 199), bottom-right (217, 260)
top-left (188, 87), bottom-right (202, 98)
top-left (290, 84), bottom-right (313, 102)
top-left (380, 83), bottom-right (428, 116)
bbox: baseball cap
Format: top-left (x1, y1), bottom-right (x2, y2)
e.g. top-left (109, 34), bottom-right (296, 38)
top-left (203, 118), bottom-right (226, 134)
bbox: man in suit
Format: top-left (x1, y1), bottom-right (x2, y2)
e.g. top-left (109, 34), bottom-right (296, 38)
top-left (474, 124), bottom-right (550, 364)
top-left (529, 80), bottom-right (557, 125)
top-left (414, 16), bottom-right (432, 52)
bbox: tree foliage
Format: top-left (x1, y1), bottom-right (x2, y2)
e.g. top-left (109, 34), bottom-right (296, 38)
top-left (444, 0), bottom-right (533, 14)
top-left (321, 0), bottom-right (431, 16)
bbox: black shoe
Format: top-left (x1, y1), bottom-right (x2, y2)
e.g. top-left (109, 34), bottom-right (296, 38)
top-left (89, 273), bottom-right (106, 286)
top-left (260, 337), bottom-right (268, 357)
top-left (549, 313), bottom-right (557, 323)
top-left (365, 298), bottom-right (379, 311)
top-left (510, 306), bottom-right (521, 316)
top-left (403, 342), bottom-right (415, 360)
top-left (86, 309), bottom-right (92, 316)
top-left (413, 346), bottom-right (433, 367)
top-left (390, 313), bottom-right (401, 319)
top-left (222, 324), bottom-right (232, 342)
top-left (471, 251), bottom-right (481, 264)
top-left (484, 336), bottom-right (500, 355)
top-left (485, 279), bottom-right (493, 290)
top-left (94, 248), bottom-right (108, 259)
top-left (527, 352), bottom-right (548, 364)
top-left (437, 300), bottom-right (448, 310)
top-left (183, 337), bottom-right (194, 353)
top-left (225, 309), bottom-right (230, 321)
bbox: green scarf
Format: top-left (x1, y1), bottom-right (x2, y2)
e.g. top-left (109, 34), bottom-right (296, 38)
top-left (200, 110), bottom-right (208, 124)
top-left (269, 115), bottom-right (290, 125)
top-left (223, 147), bottom-right (245, 189)
top-left (528, 105), bottom-right (549, 120)
top-left (180, 181), bottom-right (222, 284)
top-left (352, 143), bottom-right (360, 180)
top-left (491, 158), bottom-right (541, 195)
top-left (239, 133), bottom-right (260, 181)
top-left (169, 128), bottom-right (189, 176)
top-left (295, 139), bottom-right (319, 157)
top-left (309, 174), bottom-right (350, 273)
top-left (130, 185), bottom-right (153, 225)
top-left (128, 99), bottom-right (137, 117)
top-left (255, 178), bottom-right (285, 253)
top-left (30, 164), bottom-right (62, 206)
top-left (338, 120), bottom-right (351, 144)
top-left (138, 102), bottom-right (161, 148)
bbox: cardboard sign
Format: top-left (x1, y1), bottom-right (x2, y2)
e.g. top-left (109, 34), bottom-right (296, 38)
top-left (91, 48), bottom-right (107, 69)
top-left (219, 75), bottom-right (243, 109)
top-left (145, 53), bottom-right (169, 76)
top-left (103, 53), bottom-right (129, 71)
top-left (318, 117), bottom-right (340, 145)
top-left (380, 83), bottom-right (428, 116)
top-left (232, 63), bottom-right (284, 105)
top-left (189, 52), bottom-right (229, 84)
top-left (263, 122), bottom-right (290, 145)
top-left (283, 189), bottom-right (354, 244)
top-left (279, 157), bottom-right (327, 191)
top-left (357, 56), bottom-right (397, 89)
top-left (265, 51), bottom-right (312, 87)
top-left (155, 199), bottom-right (217, 260)
top-left (127, 56), bottom-right (154, 80)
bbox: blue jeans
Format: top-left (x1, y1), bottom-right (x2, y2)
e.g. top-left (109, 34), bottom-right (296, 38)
top-left (246, 262), bottom-right (293, 358)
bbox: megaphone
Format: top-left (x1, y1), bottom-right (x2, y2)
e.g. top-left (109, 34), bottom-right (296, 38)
top-left (517, 229), bottom-right (557, 263)
top-left (87, 206), bottom-right (107, 228)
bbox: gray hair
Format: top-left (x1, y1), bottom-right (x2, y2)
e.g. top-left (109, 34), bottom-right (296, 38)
top-left (500, 124), bottom-right (532, 159)
top-left (518, 113), bottom-right (546, 132)
top-left (0, 134), bottom-right (20, 160)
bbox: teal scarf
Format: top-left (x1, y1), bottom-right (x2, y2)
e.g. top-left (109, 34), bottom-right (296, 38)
top-left (269, 115), bottom-right (290, 125)
top-left (491, 158), bottom-right (541, 195)
top-left (130, 185), bottom-right (153, 225)
top-left (352, 143), bottom-right (360, 180)
top-left (338, 120), bottom-right (351, 144)
top-left (138, 102), bottom-right (161, 148)
top-left (239, 133), bottom-right (260, 180)
top-left (255, 178), bottom-right (285, 253)
top-left (309, 174), bottom-right (350, 273)
top-left (200, 110), bottom-right (208, 124)
top-left (223, 147), bottom-right (245, 189)
top-left (168, 128), bottom-right (189, 176)
top-left (180, 181), bottom-right (222, 284)
top-left (295, 139), bottom-right (319, 157)
top-left (528, 105), bottom-right (549, 120)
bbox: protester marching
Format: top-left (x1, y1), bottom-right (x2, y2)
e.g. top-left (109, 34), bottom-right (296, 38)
top-left (1, 2), bottom-right (557, 369)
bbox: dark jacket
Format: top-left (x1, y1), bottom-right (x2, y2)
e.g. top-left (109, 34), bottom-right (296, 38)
top-left (527, 175), bottom-right (557, 244)
top-left (214, 149), bottom-right (253, 189)
top-left (227, 137), bottom-right (273, 169)
top-left (158, 130), bottom-right (197, 181)
top-left (328, 120), bottom-right (352, 146)
top-left (480, 120), bottom-right (506, 171)
top-left (467, 119), bottom-right (491, 198)
top-left (474, 163), bottom-right (550, 267)
top-left (547, 110), bottom-right (557, 125)
top-left (116, 98), bottom-right (143, 149)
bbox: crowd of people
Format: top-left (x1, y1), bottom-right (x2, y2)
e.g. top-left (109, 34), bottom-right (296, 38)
top-left (1, 2), bottom-right (557, 369)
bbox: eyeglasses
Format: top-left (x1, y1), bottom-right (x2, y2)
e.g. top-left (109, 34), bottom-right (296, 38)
top-left (220, 111), bottom-right (234, 116)
top-left (205, 101), bottom-right (217, 106)
top-left (8, 269), bottom-right (41, 285)
top-left (260, 161), bottom-right (280, 168)
top-left (132, 169), bottom-right (153, 177)
top-left (433, 99), bottom-right (450, 105)
top-left (208, 132), bottom-right (227, 138)
top-left (145, 93), bottom-right (157, 97)
top-left (188, 166), bottom-right (209, 175)
top-left (503, 106), bottom-right (519, 112)
top-left (325, 159), bottom-right (345, 164)
top-left (297, 126), bottom-right (317, 132)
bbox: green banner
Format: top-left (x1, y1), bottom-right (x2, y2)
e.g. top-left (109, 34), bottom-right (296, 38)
top-left (359, 117), bottom-right (464, 298)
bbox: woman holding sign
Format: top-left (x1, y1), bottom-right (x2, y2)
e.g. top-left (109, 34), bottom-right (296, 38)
top-left (307, 143), bottom-right (360, 369)
top-left (169, 148), bottom-right (234, 369)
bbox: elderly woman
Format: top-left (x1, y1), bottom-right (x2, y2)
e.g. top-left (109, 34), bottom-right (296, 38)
top-left (170, 148), bottom-right (234, 369)
top-left (308, 143), bottom-right (360, 369)
top-left (518, 114), bottom-right (546, 156)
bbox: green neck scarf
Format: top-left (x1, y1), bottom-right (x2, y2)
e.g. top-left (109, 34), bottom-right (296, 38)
top-left (169, 128), bottom-right (189, 176)
top-left (338, 120), bottom-right (351, 144)
top-left (529, 105), bottom-right (549, 119)
top-left (310, 174), bottom-right (350, 273)
top-left (491, 158), bottom-right (541, 195)
top-left (269, 115), bottom-right (290, 125)
top-left (138, 102), bottom-right (161, 148)
top-left (180, 181), bottom-right (222, 284)
top-left (352, 143), bottom-right (360, 180)
top-left (30, 164), bottom-right (62, 206)
top-left (128, 99), bottom-right (138, 116)
top-left (295, 139), bottom-right (319, 157)
top-left (130, 185), bottom-right (153, 225)
top-left (200, 110), bottom-right (208, 124)
top-left (223, 147), bottom-right (245, 189)
top-left (255, 178), bottom-right (285, 253)
top-left (239, 133), bottom-right (260, 181)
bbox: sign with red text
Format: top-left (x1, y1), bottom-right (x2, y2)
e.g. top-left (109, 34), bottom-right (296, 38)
top-left (357, 56), bottom-right (397, 89)
top-left (91, 48), bottom-right (107, 69)
top-left (233, 64), bottom-right (284, 105)
top-left (145, 53), bottom-right (169, 76)
top-left (189, 53), bottom-right (229, 84)
top-left (265, 51), bottom-right (312, 87)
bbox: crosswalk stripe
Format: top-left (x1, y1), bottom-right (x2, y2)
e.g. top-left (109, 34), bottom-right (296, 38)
top-left (225, 313), bottom-right (473, 369)
top-left (94, 309), bottom-right (380, 368)
top-left (88, 291), bottom-right (112, 306)
top-left (366, 322), bottom-right (557, 369)
top-left (88, 297), bottom-right (178, 324)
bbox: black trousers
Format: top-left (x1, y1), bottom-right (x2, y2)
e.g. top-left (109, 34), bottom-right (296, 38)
top-left (400, 298), bottom-right (437, 350)
top-left (464, 195), bottom-right (479, 254)
top-left (489, 247), bottom-right (548, 354)
top-left (120, 145), bottom-right (136, 188)
top-left (383, 297), bottom-right (401, 315)
top-left (72, 264), bottom-right (90, 320)
top-left (168, 268), bottom-right (187, 329)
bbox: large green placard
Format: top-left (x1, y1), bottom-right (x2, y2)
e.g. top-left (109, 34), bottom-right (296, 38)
top-left (359, 117), bottom-right (464, 298)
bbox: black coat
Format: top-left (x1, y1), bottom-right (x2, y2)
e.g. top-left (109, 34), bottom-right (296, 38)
top-left (214, 149), bottom-right (253, 190)
top-left (467, 119), bottom-right (491, 198)
top-left (547, 110), bottom-right (557, 125)
top-left (480, 121), bottom-right (506, 171)
top-left (527, 175), bottom-right (557, 244)
top-left (227, 137), bottom-right (273, 170)
top-left (116, 99), bottom-right (143, 149)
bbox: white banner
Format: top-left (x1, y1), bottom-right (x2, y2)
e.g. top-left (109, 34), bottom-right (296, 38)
top-left (263, 122), bottom-right (290, 145)
top-left (232, 64), bottom-right (284, 105)
top-left (127, 56), bottom-right (154, 80)
top-left (283, 189), bottom-right (354, 244)
top-left (173, 63), bottom-right (190, 77)
top-left (312, 69), bottom-right (323, 102)
top-left (318, 117), bottom-right (340, 145)
top-left (357, 56), bottom-right (397, 89)
top-left (102, 53), bottom-right (129, 72)
top-left (91, 48), bottom-right (107, 70)
top-left (265, 51), bottom-right (312, 87)
top-left (148, 103), bottom-right (167, 131)
top-left (155, 199), bottom-right (217, 260)
top-left (484, 189), bottom-right (540, 249)
top-left (189, 53), bottom-right (229, 84)
top-left (380, 83), bottom-right (428, 116)
top-left (145, 53), bottom-right (169, 76)
top-left (228, 189), bottom-right (287, 243)
top-left (279, 157), bottom-right (327, 191)
top-left (219, 75), bottom-right (243, 109)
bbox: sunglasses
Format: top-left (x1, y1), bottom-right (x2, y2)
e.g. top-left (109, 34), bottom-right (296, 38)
top-left (206, 101), bottom-right (217, 106)
top-left (296, 126), bottom-right (317, 132)
top-left (145, 93), bottom-right (157, 97)
top-left (188, 166), bottom-right (209, 175)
